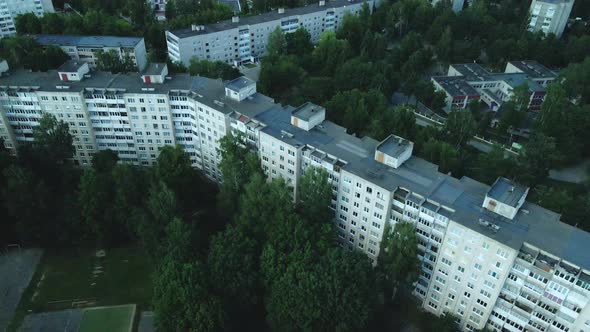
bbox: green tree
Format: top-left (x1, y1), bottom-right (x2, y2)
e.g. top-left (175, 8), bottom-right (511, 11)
top-left (442, 109), bottom-right (476, 149)
top-left (336, 13), bottom-right (364, 54)
top-left (41, 13), bottom-right (65, 34)
top-left (15, 13), bottom-right (41, 34)
top-left (153, 258), bottom-right (225, 331)
top-left (312, 30), bottom-right (351, 76)
top-left (188, 58), bottom-right (241, 80)
top-left (265, 248), bottom-right (377, 332)
top-left (475, 145), bottom-right (516, 184)
top-left (217, 132), bottom-right (262, 218)
top-left (436, 26), bottom-right (453, 62)
top-left (207, 225), bottom-right (260, 327)
top-left (378, 222), bottom-right (420, 300)
top-left (266, 26), bottom-right (287, 59)
top-left (517, 133), bottom-right (561, 187)
top-left (298, 167), bottom-right (332, 225)
top-left (258, 56), bottom-right (304, 96)
top-left (33, 113), bottom-right (74, 164)
top-left (165, 0), bottom-right (177, 20)
top-left (153, 145), bottom-right (196, 213)
top-left (285, 28), bottom-right (313, 56)
top-left (95, 50), bottom-right (136, 73)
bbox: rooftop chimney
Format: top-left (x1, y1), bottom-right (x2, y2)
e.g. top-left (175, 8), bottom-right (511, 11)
top-left (319, 0), bottom-right (325, 6)
top-left (278, 7), bottom-right (285, 14)
top-left (232, 16), bottom-right (239, 23)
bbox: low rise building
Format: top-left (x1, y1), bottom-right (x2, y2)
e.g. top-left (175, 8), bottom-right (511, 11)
top-left (432, 61), bottom-right (558, 113)
top-left (165, 0), bottom-right (374, 66)
top-left (33, 35), bottom-right (148, 71)
top-left (0, 64), bottom-right (589, 332)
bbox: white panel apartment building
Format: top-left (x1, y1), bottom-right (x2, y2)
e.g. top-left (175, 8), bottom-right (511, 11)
top-left (528, 0), bottom-right (575, 38)
top-left (165, 0), bottom-right (374, 66)
top-left (33, 35), bottom-right (148, 71)
top-left (0, 0), bottom-right (54, 38)
top-left (1, 63), bottom-right (590, 332)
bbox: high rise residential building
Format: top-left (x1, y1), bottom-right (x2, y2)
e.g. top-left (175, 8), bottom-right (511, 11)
top-left (0, 0), bottom-right (54, 37)
top-left (431, 61), bottom-right (558, 113)
top-left (1, 62), bottom-right (589, 332)
top-left (165, 0), bottom-right (374, 66)
top-left (528, 0), bottom-right (575, 38)
top-left (33, 35), bottom-right (149, 71)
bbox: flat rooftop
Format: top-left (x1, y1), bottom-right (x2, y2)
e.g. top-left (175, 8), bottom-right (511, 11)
top-left (57, 60), bottom-right (86, 73)
top-left (34, 35), bottom-right (143, 48)
top-left (169, 0), bottom-right (371, 38)
top-left (377, 134), bottom-right (411, 158)
top-left (292, 102), bottom-right (324, 121)
top-left (225, 76), bottom-right (255, 91)
top-left (432, 76), bottom-right (479, 97)
top-left (143, 63), bottom-right (166, 75)
top-left (487, 177), bottom-right (528, 207)
top-left (507, 60), bottom-right (557, 79)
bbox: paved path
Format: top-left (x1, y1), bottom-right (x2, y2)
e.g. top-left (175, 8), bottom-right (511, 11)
top-left (19, 309), bottom-right (83, 332)
top-left (138, 311), bottom-right (156, 332)
top-left (0, 249), bottom-right (43, 331)
top-left (549, 160), bottom-right (590, 184)
top-left (239, 64), bottom-right (261, 82)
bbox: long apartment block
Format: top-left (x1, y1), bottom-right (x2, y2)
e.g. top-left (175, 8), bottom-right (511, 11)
top-left (432, 61), bottom-right (558, 113)
top-left (0, 61), bottom-right (589, 332)
top-left (165, 0), bottom-right (374, 66)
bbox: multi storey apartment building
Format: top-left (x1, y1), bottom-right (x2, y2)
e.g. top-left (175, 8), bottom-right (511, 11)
top-left (0, 0), bottom-right (54, 38)
top-left (33, 35), bottom-right (148, 71)
top-left (1, 62), bottom-right (589, 332)
top-left (432, 60), bottom-right (558, 113)
top-left (528, 0), bottom-right (575, 38)
top-left (165, 0), bottom-right (374, 66)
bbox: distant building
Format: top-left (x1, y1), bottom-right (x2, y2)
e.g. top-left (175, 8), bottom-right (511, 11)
top-left (431, 61), bottom-right (558, 113)
top-left (165, 0), bottom-right (374, 66)
top-left (430, 0), bottom-right (465, 12)
top-left (147, 0), bottom-right (167, 21)
top-left (0, 0), bottom-right (54, 38)
top-left (528, 0), bottom-right (575, 38)
top-left (33, 35), bottom-right (148, 71)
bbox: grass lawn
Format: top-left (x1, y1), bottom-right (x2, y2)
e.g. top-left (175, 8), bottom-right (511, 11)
top-left (79, 305), bottom-right (136, 332)
top-left (9, 245), bottom-right (152, 331)
top-left (244, 63), bottom-right (257, 68)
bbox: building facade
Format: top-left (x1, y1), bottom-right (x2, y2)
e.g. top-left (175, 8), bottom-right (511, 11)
top-left (0, 0), bottom-right (54, 38)
top-left (33, 35), bottom-right (148, 71)
top-left (528, 0), bottom-right (575, 38)
top-left (432, 61), bottom-right (558, 113)
top-left (1, 63), bottom-right (589, 332)
top-left (165, 0), bottom-right (374, 66)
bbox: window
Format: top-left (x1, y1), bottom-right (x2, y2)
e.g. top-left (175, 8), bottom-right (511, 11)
top-left (441, 257), bottom-right (452, 267)
top-left (481, 242), bottom-right (490, 250)
top-left (474, 263), bottom-right (482, 271)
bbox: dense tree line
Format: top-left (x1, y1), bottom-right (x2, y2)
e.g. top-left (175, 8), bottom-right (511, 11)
top-left (165, 0), bottom-right (234, 30)
top-left (0, 113), bottom-right (219, 252)
top-left (151, 133), bottom-right (423, 331)
top-left (0, 37), bottom-right (69, 71)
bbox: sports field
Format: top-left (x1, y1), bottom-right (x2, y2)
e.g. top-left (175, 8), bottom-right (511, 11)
top-left (79, 305), bottom-right (136, 332)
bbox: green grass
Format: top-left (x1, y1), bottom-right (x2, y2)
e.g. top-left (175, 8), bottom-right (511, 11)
top-left (9, 245), bottom-right (152, 331)
top-left (79, 305), bottom-right (136, 332)
top-left (244, 63), bottom-right (257, 68)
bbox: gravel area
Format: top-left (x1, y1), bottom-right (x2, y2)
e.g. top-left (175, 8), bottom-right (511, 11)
top-left (0, 248), bottom-right (43, 331)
